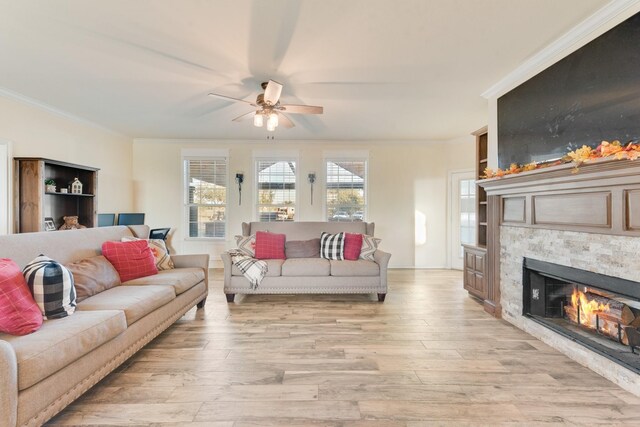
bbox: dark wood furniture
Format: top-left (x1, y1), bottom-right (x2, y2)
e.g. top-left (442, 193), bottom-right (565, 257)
top-left (463, 127), bottom-right (499, 316)
top-left (14, 158), bottom-right (99, 232)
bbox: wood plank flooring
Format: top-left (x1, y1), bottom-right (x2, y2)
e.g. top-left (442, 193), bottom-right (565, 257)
top-left (46, 269), bottom-right (640, 426)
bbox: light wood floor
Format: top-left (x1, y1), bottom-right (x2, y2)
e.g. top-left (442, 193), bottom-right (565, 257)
top-left (46, 269), bottom-right (640, 426)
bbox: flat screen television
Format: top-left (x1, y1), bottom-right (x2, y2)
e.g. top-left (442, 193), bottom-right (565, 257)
top-left (117, 213), bottom-right (145, 226)
top-left (497, 12), bottom-right (640, 168)
top-left (97, 213), bottom-right (116, 227)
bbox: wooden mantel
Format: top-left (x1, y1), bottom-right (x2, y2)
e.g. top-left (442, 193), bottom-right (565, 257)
top-left (479, 158), bottom-right (640, 237)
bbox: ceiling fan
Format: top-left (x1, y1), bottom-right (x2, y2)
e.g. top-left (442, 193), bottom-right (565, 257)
top-left (208, 80), bottom-right (323, 131)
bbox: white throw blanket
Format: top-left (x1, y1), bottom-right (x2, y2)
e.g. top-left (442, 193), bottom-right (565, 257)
top-left (230, 250), bottom-right (268, 290)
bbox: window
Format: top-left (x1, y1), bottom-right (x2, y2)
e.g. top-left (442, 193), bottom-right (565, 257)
top-left (185, 158), bottom-right (227, 238)
top-left (256, 159), bottom-right (296, 221)
top-left (459, 179), bottom-right (476, 256)
top-left (326, 159), bottom-right (367, 222)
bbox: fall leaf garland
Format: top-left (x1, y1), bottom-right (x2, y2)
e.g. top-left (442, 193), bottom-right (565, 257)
top-left (481, 140), bottom-right (640, 179)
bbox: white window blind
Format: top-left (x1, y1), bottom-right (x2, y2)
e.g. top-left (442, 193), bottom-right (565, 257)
top-left (326, 159), bottom-right (367, 222)
top-left (185, 158), bottom-right (227, 238)
top-left (256, 159), bottom-right (296, 222)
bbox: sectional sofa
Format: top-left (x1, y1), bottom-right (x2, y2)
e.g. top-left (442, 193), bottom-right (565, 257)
top-left (221, 221), bottom-right (391, 301)
top-left (0, 225), bottom-right (209, 427)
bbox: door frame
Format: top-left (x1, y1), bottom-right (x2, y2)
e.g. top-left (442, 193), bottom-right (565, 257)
top-left (447, 168), bottom-right (475, 269)
top-left (0, 140), bottom-right (12, 235)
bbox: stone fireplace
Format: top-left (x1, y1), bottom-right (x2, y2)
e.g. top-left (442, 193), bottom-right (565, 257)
top-left (480, 159), bottom-right (640, 395)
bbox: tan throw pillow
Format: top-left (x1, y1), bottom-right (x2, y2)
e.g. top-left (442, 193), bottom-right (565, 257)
top-left (235, 235), bottom-right (256, 257)
top-left (360, 234), bottom-right (382, 261)
top-left (121, 237), bottom-right (174, 270)
top-left (65, 256), bottom-right (121, 303)
top-left (285, 238), bottom-right (321, 258)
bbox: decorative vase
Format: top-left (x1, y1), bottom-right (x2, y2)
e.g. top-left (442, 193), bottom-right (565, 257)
top-left (45, 184), bottom-right (56, 193)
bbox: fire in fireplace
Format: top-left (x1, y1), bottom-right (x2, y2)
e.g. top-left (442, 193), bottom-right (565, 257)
top-left (523, 258), bottom-right (640, 373)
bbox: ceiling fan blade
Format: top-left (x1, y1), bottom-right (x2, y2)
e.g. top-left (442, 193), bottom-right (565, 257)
top-left (208, 93), bottom-right (256, 106)
top-left (279, 104), bottom-right (323, 114)
top-left (264, 80), bottom-right (283, 105)
top-left (278, 113), bottom-right (295, 129)
top-left (232, 111), bottom-right (255, 122)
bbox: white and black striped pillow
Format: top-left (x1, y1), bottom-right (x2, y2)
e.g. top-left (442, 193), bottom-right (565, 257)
top-left (320, 232), bottom-right (345, 260)
top-left (23, 255), bottom-right (76, 320)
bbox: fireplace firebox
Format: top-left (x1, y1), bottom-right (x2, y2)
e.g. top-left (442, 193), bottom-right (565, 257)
top-left (523, 258), bottom-right (640, 373)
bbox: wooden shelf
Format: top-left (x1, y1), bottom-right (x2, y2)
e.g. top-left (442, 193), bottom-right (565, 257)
top-left (15, 158), bottom-right (99, 232)
top-left (45, 192), bottom-right (95, 197)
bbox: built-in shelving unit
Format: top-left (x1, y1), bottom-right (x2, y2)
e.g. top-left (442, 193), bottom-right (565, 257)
top-left (14, 158), bottom-right (99, 232)
top-left (463, 127), bottom-right (489, 302)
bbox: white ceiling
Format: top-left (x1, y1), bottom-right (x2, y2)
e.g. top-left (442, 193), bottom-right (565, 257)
top-left (0, 0), bottom-right (607, 141)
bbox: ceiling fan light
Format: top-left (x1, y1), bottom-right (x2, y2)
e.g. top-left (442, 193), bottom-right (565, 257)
top-left (266, 120), bottom-right (276, 132)
top-left (253, 112), bottom-right (264, 127)
top-left (268, 112), bottom-right (279, 127)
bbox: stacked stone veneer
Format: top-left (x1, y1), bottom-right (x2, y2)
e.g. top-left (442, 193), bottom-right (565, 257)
top-left (500, 225), bottom-right (640, 395)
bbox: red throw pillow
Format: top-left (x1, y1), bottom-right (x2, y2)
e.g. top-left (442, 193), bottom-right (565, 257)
top-left (0, 259), bottom-right (43, 335)
top-left (101, 240), bottom-right (158, 282)
top-left (254, 231), bottom-right (286, 260)
top-left (344, 233), bottom-right (364, 261)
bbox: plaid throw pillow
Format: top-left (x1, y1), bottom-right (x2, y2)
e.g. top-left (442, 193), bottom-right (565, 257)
top-left (102, 240), bottom-right (158, 282)
top-left (320, 232), bottom-right (345, 261)
top-left (0, 258), bottom-right (43, 335)
top-left (23, 255), bottom-right (76, 320)
top-left (121, 237), bottom-right (174, 270)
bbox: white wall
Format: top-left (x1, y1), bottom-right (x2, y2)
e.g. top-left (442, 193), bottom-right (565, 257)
top-left (0, 95), bottom-right (134, 219)
top-left (132, 137), bottom-right (475, 268)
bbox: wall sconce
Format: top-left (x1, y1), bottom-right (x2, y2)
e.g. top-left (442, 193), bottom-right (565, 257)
top-left (235, 173), bottom-right (244, 205)
top-left (308, 173), bottom-right (316, 205)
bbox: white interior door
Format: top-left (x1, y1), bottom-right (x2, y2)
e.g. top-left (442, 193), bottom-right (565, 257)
top-left (449, 170), bottom-right (476, 270)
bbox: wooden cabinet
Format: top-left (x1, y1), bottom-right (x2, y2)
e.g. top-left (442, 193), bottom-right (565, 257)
top-left (463, 244), bottom-right (487, 299)
top-left (463, 126), bottom-right (500, 317)
top-left (14, 158), bottom-right (99, 233)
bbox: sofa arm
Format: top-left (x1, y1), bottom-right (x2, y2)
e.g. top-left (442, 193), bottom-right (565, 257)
top-left (220, 252), bottom-right (233, 290)
top-left (0, 340), bottom-right (17, 427)
top-left (171, 254), bottom-right (210, 287)
top-left (374, 249), bottom-right (392, 289)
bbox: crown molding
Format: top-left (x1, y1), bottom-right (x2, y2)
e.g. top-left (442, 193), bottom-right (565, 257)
top-left (481, 0), bottom-right (640, 99)
top-left (0, 86), bottom-right (127, 138)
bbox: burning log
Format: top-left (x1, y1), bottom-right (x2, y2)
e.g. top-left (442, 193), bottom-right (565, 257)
top-left (565, 290), bottom-right (636, 345)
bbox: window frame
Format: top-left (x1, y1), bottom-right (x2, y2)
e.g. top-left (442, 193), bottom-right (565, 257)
top-left (324, 157), bottom-right (368, 223)
top-left (254, 157), bottom-right (299, 222)
top-left (183, 156), bottom-right (228, 240)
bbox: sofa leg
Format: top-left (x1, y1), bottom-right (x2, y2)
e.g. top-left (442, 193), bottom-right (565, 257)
top-left (196, 297), bottom-right (207, 309)
top-left (377, 293), bottom-right (386, 302)
top-left (225, 293), bottom-right (235, 303)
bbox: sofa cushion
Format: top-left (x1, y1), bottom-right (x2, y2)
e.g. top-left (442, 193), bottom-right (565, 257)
top-left (320, 232), bottom-right (345, 261)
top-left (235, 235), bottom-right (256, 257)
top-left (281, 258), bottom-right (330, 277)
top-left (77, 286), bottom-right (175, 325)
top-left (23, 255), bottom-right (76, 320)
top-left (232, 259), bottom-right (284, 277)
top-left (255, 231), bottom-right (286, 260)
top-left (102, 240), bottom-right (158, 282)
top-left (330, 260), bottom-right (380, 277)
top-left (343, 233), bottom-right (363, 261)
top-left (360, 235), bottom-right (382, 261)
top-left (1, 309), bottom-right (126, 391)
top-left (122, 268), bottom-right (204, 295)
top-left (0, 259), bottom-right (42, 336)
top-left (65, 255), bottom-right (121, 303)
top-left (285, 238), bottom-right (320, 259)
top-left (121, 237), bottom-right (174, 271)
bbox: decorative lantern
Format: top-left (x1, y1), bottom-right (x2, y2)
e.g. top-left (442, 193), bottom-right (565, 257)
top-left (71, 177), bottom-right (83, 194)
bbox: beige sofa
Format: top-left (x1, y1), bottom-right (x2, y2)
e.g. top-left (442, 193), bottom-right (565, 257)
top-left (221, 221), bottom-right (391, 302)
top-left (0, 225), bottom-right (209, 427)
